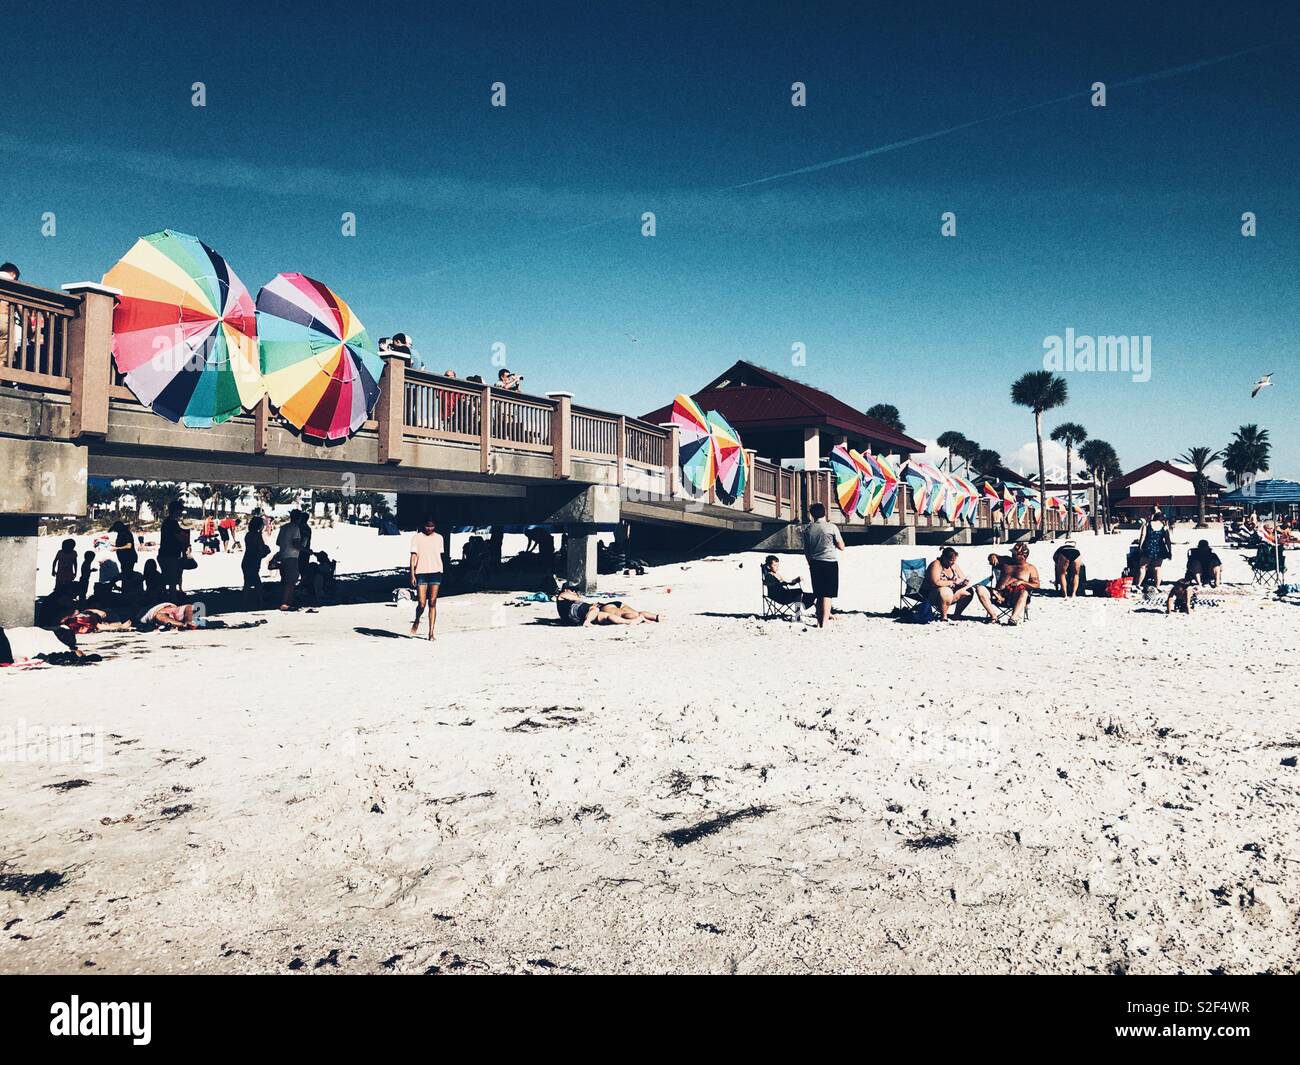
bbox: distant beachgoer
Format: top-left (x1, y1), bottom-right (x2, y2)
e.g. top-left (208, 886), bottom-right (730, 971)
top-left (1135, 509), bottom-right (1172, 588)
top-left (52, 538), bottom-right (79, 592)
top-left (409, 516), bottom-right (445, 640)
top-left (922, 547), bottom-right (975, 621)
top-left (762, 555), bottom-right (814, 609)
top-left (78, 550), bottom-right (96, 601)
top-left (108, 520), bottom-right (138, 577)
top-left (1186, 540), bottom-right (1222, 587)
top-left (275, 510), bottom-right (303, 611)
top-left (801, 502), bottom-right (844, 628)
top-left (496, 368), bottom-right (523, 392)
top-left (141, 559), bottom-right (165, 600)
top-left (442, 369), bottom-right (456, 378)
top-left (295, 509), bottom-right (312, 554)
top-left (1052, 540), bottom-right (1084, 597)
top-left (465, 374), bottom-right (484, 384)
top-left (974, 541), bottom-right (1039, 624)
top-left (242, 515), bottom-right (269, 606)
top-left (218, 513), bottom-right (236, 552)
top-left (555, 587), bottom-right (662, 626)
top-left (0, 262), bottom-right (19, 365)
top-left (158, 500), bottom-right (188, 597)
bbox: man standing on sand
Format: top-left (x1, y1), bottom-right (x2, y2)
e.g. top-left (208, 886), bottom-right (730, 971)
top-left (409, 516), bottom-right (445, 640)
top-left (801, 502), bottom-right (844, 628)
top-left (275, 510), bottom-right (303, 611)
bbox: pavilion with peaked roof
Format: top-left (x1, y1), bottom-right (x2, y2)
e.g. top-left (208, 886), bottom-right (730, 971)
top-left (641, 360), bottom-right (925, 469)
top-left (1107, 460), bottom-right (1224, 519)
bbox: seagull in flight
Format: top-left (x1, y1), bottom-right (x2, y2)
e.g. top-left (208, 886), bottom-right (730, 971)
top-left (625, 333), bottom-right (639, 344)
top-left (1251, 373), bottom-right (1273, 398)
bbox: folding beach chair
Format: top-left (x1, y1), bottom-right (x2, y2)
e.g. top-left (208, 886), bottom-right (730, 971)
top-left (899, 558), bottom-right (927, 611)
top-left (979, 564), bottom-right (1032, 623)
top-left (1244, 544), bottom-right (1285, 587)
top-left (761, 571), bottom-right (806, 622)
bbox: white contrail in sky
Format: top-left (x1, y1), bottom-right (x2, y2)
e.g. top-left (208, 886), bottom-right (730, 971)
top-left (723, 37), bottom-right (1299, 191)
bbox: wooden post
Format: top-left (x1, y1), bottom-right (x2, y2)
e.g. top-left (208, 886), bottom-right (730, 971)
top-left (774, 465), bottom-right (783, 517)
top-left (616, 415), bottom-right (627, 487)
top-left (743, 449), bottom-right (756, 512)
top-left (63, 282), bottom-right (118, 439)
top-left (659, 423), bottom-right (679, 499)
top-left (546, 392), bottom-right (573, 479)
top-left (253, 396), bottom-right (269, 455)
top-left (479, 384), bottom-right (493, 474)
top-left (376, 349), bottom-right (409, 464)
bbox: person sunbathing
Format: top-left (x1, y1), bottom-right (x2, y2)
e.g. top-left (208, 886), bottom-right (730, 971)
top-left (763, 556), bottom-right (815, 609)
top-left (922, 548), bottom-right (975, 621)
top-left (138, 602), bottom-right (199, 631)
top-left (555, 587), bottom-right (662, 625)
top-left (1052, 540), bottom-right (1084, 597)
top-left (974, 542), bottom-right (1039, 624)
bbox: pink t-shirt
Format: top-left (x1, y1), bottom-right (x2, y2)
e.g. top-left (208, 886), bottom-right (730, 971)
top-left (409, 531), bottom-right (445, 573)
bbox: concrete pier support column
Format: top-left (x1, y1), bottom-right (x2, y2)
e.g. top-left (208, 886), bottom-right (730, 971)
top-left (0, 437), bottom-right (88, 627)
top-left (943, 527), bottom-right (973, 545)
top-left (881, 524), bottom-right (917, 547)
top-left (565, 533), bottom-right (598, 594)
top-left (0, 516), bottom-right (40, 628)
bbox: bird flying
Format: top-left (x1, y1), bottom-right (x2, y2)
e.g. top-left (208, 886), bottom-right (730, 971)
top-left (1251, 373), bottom-right (1273, 398)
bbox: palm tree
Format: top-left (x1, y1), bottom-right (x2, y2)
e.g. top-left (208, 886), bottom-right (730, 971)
top-left (1079, 440), bottom-right (1120, 534)
top-left (972, 448), bottom-right (1003, 478)
top-left (1049, 422), bottom-right (1087, 538)
top-left (258, 485), bottom-right (299, 513)
top-left (866, 403), bottom-right (905, 433)
top-left (936, 430), bottom-right (970, 472)
top-left (214, 483), bottom-right (247, 514)
top-left (1226, 425), bottom-right (1270, 488)
top-left (1010, 371), bottom-right (1068, 537)
top-left (1176, 446), bottom-right (1221, 527)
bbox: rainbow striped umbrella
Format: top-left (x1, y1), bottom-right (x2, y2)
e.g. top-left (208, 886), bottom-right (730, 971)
top-left (707, 410), bottom-right (747, 500)
top-left (871, 452), bottom-right (901, 519)
top-left (849, 449), bottom-right (878, 518)
top-left (671, 394), bottom-right (714, 493)
top-left (256, 273), bottom-right (383, 441)
top-left (829, 444), bottom-right (863, 517)
top-left (102, 230), bottom-right (261, 427)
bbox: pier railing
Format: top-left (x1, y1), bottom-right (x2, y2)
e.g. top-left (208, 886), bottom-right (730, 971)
top-left (5, 277), bottom-right (1079, 533)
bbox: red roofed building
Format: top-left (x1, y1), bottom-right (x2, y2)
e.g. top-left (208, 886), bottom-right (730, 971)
top-left (1107, 460), bottom-right (1224, 519)
top-left (641, 360), bottom-right (924, 469)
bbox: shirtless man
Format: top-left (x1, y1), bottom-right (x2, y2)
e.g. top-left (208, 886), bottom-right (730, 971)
top-left (923, 547), bottom-right (975, 621)
top-left (974, 542), bottom-right (1039, 624)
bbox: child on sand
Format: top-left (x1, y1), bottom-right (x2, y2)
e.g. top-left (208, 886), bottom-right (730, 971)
top-left (78, 550), bottom-right (96, 601)
top-left (1165, 578), bottom-right (1196, 615)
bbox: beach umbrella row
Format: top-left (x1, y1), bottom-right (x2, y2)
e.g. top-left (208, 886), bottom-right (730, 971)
top-left (829, 445), bottom-right (902, 521)
top-left (670, 395), bottom-right (749, 500)
top-left (102, 230), bottom-right (382, 440)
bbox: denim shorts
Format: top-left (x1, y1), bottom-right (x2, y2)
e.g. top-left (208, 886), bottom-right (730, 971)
top-left (415, 572), bottom-right (443, 589)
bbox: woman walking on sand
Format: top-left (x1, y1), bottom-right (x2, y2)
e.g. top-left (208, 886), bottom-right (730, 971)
top-left (409, 516), bottom-right (445, 640)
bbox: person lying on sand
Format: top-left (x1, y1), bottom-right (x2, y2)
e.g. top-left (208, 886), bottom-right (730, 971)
top-left (922, 547), bottom-right (975, 621)
top-left (555, 587), bottom-right (663, 625)
top-left (974, 542), bottom-right (1039, 625)
top-left (1185, 540), bottom-right (1222, 587)
top-left (138, 602), bottom-right (199, 631)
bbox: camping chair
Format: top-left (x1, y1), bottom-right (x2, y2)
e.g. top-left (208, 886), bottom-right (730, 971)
top-left (1244, 544), bottom-right (1285, 587)
top-left (761, 571), bottom-right (806, 622)
top-left (980, 563), bottom-right (1032, 623)
top-left (900, 558), bottom-right (928, 612)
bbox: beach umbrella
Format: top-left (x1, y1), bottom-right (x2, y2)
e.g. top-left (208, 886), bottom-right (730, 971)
top-left (849, 449), bottom-right (879, 518)
top-left (1001, 484), bottom-right (1017, 522)
top-left (872, 453), bottom-right (901, 519)
top-left (671, 394), bottom-right (715, 493)
top-left (707, 409), bottom-right (746, 500)
top-left (256, 273), bottom-right (383, 441)
top-left (102, 230), bottom-right (261, 427)
top-left (829, 444), bottom-right (863, 517)
top-left (952, 474), bottom-right (979, 522)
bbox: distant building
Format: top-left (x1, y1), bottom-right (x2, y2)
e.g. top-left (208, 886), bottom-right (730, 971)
top-left (641, 360), bottom-right (924, 469)
top-left (1108, 460), bottom-right (1222, 519)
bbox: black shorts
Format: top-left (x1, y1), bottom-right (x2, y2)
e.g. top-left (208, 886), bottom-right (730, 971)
top-left (279, 557), bottom-right (300, 584)
top-left (807, 560), bottom-right (839, 598)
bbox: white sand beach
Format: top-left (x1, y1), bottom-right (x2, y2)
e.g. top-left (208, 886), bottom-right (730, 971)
top-left (2, 527), bottom-right (1297, 974)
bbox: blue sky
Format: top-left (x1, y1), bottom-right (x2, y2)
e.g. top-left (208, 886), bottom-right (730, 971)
top-left (4, 0), bottom-right (1298, 475)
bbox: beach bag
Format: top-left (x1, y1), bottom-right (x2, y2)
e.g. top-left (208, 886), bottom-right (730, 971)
top-left (1104, 577), bottom-right (1131, 599)
top-left (904, 598), bottom-right (934, 624)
